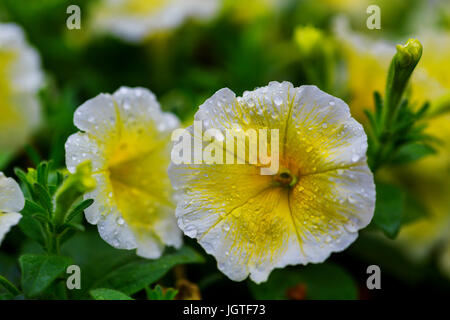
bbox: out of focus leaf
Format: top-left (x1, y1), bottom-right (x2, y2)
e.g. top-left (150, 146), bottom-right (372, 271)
top-left (90, 288), bottom-right (133, 300)
top-left (92, 246), bottom-right (204, 295)
top-left (371, 182), bottom-right (405, 238)
top-left (391, 143), bottom-right (436, 165)
top-left (402, 192), bottom-right (429, 225)
top-left (249, 263), bottom-right (357, 300)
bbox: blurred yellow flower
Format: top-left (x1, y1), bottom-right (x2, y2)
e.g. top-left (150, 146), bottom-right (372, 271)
top-left (334, 17), bottom-right (450, 120)
top-left (0, 23), bottom-right (43, 155)
top-left (223, 0), bottom-right (283, 23)
top-left (294, 26), bottom-right (326, 57)
top-left (91, 0), bottom-right (221, 42)
top-left (65, 87), bottom-right (182, 258)
top-left (169, 81), bottom-right (375, 283)
top-left (0, 172), bottom-right (24, 245)
top-left (335, 18), bottom-right (450, 265)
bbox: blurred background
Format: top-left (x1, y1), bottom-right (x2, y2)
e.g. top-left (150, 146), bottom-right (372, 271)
top-left (0, 0), bottom-right (449, 299)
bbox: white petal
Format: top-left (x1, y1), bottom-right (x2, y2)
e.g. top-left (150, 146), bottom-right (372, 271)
top-left (97, 210), bottom-right (138, 250)
top-left (0, 172), bottom-right (25, 213)
top-left (73, 93), bottom-right (118, 140)
top-left (286, 85), bottom-right (368, 174)
top-left (65, 133), bottom-right (106, 173)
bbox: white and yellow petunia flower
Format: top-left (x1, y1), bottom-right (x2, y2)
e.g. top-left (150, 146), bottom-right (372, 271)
top-left (0, 23), bottom-right (43, 155)
top-left (169, 81), bottom-right (375, 283)
top-left (65, 87), bottom-right (182, 259)
top-left (91, 0), bottom-right (221, 42)
top-left (0, 172), bottom-right (24, 245)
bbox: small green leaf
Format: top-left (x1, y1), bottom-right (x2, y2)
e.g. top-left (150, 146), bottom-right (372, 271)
top-left (371, 182), bottom-right (405, 238)
top-left (146, 285), bottom-right (178, 300)
top-left (19, 254), bottom-right (72, 298)
top-left (90, 288), bottom-right (133, 300)
top-left (22, 200), bottom-right (48, 216)
top-left (37, 162), bottom-right (49, 188)
top-left (0, 275), bottom-right (21, 296)
top-left (65, 199), bottom-right (94, 224)
top-left (33, 183), bottom-right (53, 214)
top-left (93, 246), bottom-right (204, 295)
top-left (249, 263), bottom-right (357, 300)
top-left (14, 168), bottom-right (35, 200)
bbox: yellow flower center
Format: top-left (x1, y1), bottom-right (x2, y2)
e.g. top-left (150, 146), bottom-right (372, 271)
top-left (273, 168), bottom-right (298, 188)
top-left (105, 121), bottom-right (173, 233)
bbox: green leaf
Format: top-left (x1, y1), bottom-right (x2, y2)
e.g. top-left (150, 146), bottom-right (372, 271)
top-left (0, 275), bottom-right (21, 296)
top-left (19, 254), bottom-right (72, 298)
top-left (401, 192), bottom-right (429, 225)
top-left (22, 199), bottom-right (48, 216)
top-left (60, 231), bottom-right (138, 299)
top-left (14, 168), bottom-right (35, 200)
top-left (146, 285), bottom-right (178, 300)
top-left (18, 215), bottom-right (45, 246)
top-left (0, 151), bottom-right (13, 171)
top-left (93, 246), bottom-right (204, 295)
top-left (64, 199), bottom-right (94, 224)
top-left (371, 182), bottom-right (405, 238)
top-left (37, 161), bottom-right (50, 188)
top-left (249, 263), bottom-right (357, 300)
top-left (33, 183), bottom-right (53, 214)
top-left (90, 288), bottom-right (133, 300)
top-left (391, 143), bottom-right (436, 165)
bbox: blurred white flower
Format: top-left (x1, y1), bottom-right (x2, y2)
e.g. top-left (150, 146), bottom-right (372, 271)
top-left (65, 87), bottom-right (182, 259)
top-left (0, 172), bottom-right (24, 245)
top-left (92, 0), bottom-right (221, 42)
top-left (0, 23), bottom-right (44, 154)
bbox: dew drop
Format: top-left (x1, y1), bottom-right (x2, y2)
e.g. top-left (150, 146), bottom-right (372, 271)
top-left (274, 96), bottom-right (283, 107)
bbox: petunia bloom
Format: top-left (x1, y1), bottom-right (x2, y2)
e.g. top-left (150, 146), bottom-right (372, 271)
top-left (0, 172), bottom-right (24, 245)
top-left (0, 23), bottom-right (43, 155)
top-left (91, 0), bottom-right (221, 42)
top-left (65, 87), bottom-right (182, 258)
top-left (169, 81), bottom-right (375, 283)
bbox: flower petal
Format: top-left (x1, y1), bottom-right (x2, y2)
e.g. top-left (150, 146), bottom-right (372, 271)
top-left (0, 172), bottom-right (24, 213)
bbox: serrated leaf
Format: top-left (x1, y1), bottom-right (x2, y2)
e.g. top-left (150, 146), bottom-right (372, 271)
top-left (19, 254), bottom-right (72, 298)
top-left (37, 162), bottom-right (49, 188)
top-left (93, 246), bottom-right (204, 295)
top-left (33, 183), bottom-right (53, 214)
top-left (371, 182), bottom-right (405, 238)
top-left (249, 263), bottom-right (357, 300)
top-left (14, 168), bottom-right (35, 200)
top-left (22, 200), bottom-right (48, 216)
top-left (90, 288), bottom-right (133, 300)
